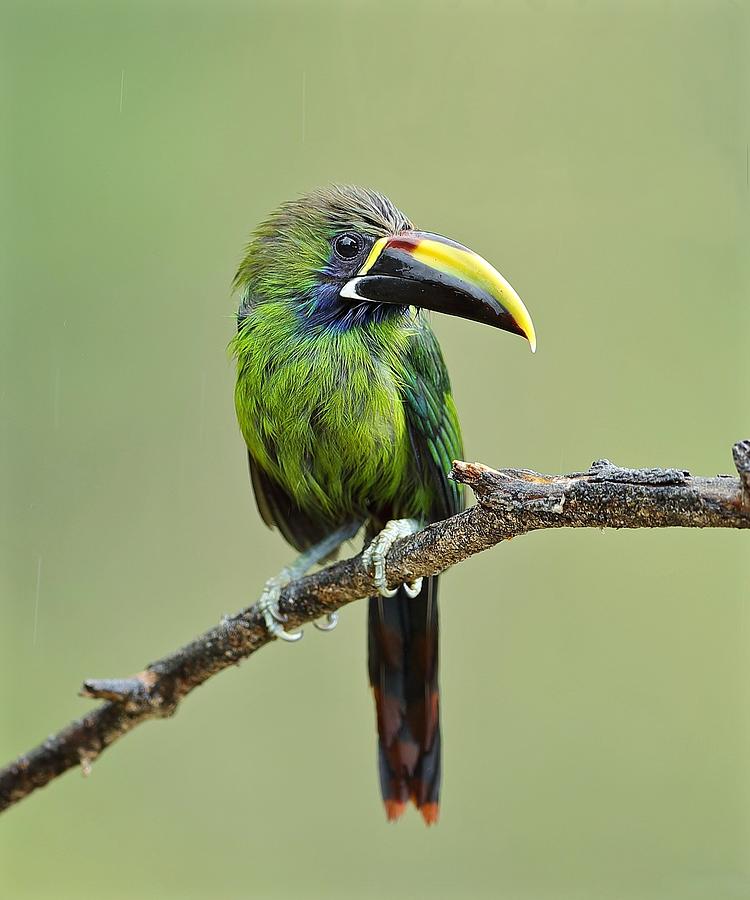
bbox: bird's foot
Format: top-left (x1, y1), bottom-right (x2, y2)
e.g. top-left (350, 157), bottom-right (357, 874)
top-left (258, 574), bottom-right (303, 643)
top-left (362, 518), bottom-right (423, 598)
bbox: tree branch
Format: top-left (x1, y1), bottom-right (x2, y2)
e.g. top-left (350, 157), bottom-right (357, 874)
top-left (2, 441), bottom-right (749, 814)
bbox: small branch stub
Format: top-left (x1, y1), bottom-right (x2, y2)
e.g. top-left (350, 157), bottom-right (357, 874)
top-left (732, 440), bottom-right (750, 508)
top-left (81, 677), bottom-right (148, 704)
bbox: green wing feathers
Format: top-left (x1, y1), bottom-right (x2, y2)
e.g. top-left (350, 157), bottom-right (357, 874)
top-left (402, 323), bottom-right (464, 524)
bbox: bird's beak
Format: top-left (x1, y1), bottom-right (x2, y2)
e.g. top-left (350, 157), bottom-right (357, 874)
top-left (340, 230), bottom-right (536, 352)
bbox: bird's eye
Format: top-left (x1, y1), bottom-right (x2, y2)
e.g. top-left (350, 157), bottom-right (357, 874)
top-left (333, 233), bottom-right (364, 260)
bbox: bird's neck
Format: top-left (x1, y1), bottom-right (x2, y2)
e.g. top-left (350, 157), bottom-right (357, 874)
top-left (233, 296), bottom-right (416, 373)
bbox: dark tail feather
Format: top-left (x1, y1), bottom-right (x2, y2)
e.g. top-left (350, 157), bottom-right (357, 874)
top-left (368, 575), bottom-right (441, 825)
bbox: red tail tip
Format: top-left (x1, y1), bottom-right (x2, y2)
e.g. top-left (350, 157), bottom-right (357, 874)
top-left (419, 802), bottom-right (440, 826)
top-left (384, 799), bottom-right (407, 822)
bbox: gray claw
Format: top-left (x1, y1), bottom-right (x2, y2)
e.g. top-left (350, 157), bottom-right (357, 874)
top-left (313, 612), bottom-right (338, 632)
top-left (269, 619), bottom-right (303, 642)
top-left (402, 577), bottom-right (424, 599)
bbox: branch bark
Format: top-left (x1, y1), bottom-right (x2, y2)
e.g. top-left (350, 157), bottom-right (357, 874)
top-left (2, 441), bottom-right (749, 814)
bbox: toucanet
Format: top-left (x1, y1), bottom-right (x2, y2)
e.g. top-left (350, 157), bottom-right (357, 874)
top-left (232, 186), bottom-right (536, 824)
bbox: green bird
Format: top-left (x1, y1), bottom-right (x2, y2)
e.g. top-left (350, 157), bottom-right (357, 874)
top-left (232, 186), bottom-right (536, 824)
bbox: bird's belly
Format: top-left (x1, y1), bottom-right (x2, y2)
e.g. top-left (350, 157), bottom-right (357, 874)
top-left (304, 406), bottom-right (408, 515)
top-left (244, 367), bottom-right (411, 522)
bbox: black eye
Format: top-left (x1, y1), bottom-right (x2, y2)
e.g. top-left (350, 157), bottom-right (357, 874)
top-left (333, 233), bottom-right (363, 260)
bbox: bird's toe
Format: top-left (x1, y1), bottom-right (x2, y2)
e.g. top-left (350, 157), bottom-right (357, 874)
top-left (363, 518), bottom-right (422, 598)
top-left (313, 612), bottom-right (339, 632)
top-left (258, 578), bottom-right (303, 642)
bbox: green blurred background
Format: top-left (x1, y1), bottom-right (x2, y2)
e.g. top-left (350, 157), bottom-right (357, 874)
top-left (2, 1), bottom-right (749, 898)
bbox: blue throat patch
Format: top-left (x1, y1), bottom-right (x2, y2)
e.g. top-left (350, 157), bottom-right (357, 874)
top-left (300, 281), bottom-right (407, 332)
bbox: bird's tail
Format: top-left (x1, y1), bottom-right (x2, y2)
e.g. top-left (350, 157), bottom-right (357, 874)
top-left (367, 575), bottom-right (441, 825)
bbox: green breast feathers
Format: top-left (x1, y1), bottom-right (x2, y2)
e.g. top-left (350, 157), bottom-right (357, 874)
top-left (233, 301), bottom-right (426, 523)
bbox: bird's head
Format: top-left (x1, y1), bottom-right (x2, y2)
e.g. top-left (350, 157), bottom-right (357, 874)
top-left (235, 184), bottom-right (536, 349)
